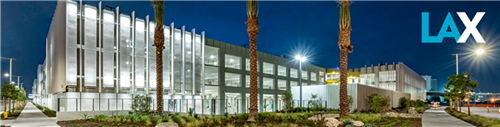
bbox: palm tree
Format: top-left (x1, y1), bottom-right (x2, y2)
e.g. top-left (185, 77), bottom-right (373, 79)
top-left (338, 0), bottom-right (353, 118)
top-left (246, 0), bottom-right (259, 122)
top-left (152, 0), bottom-right (165, 115)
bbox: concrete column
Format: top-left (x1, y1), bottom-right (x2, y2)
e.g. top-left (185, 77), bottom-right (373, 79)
top-left (218, 49), bottom-right (226, 115)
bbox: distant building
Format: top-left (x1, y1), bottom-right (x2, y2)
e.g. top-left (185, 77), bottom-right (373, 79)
top-left (422, 75), bottom-right (432, 91)
top-left (431, 79), bottom-right (437, 91)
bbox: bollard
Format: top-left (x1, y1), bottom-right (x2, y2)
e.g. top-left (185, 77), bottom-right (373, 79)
top-left (487, 106), bottom-right (490, 113)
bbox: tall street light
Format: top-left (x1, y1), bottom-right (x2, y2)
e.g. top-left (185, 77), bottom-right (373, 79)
top-left (454, 48), bottom-right (484, 74)
top-left (295, 55), bottom-right (306, 107)
top-left (5, 74), bottom-right (21, 88)
top-left (1, 57), bottom-right (16, 83)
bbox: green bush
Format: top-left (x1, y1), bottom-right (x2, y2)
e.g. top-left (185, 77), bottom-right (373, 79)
top-left (414, 107), bottom-right (425, 113)
top-left (305, 120), bottom-right (315, 127)
top-left (174, 115), bottom-right (186, 126)
top-left (350, 113), bottom-right (381, 123)
top-left (153, 114), bottom-right (163, 125)
top-left (398, 97), bottom-right (410, 111)
top-left (363, 123), bottom-right (378, 127)
top-left (341, 118), bottom-right (354, 126)
top-left (132, 114), bottom-right (142, 123)
top-left (130, 95), bottom-right (152, 114)
top-left (93, 115), bottom-right (110, 122)
top-left (282, 90), bottom-right (294, 113)
top-left (369, 94), bottom-right (390, 113)
top-left (307, 94), bottom-right (324, 111)
top-left (348, 95), bottom-right (354, 111)
top-left (256, 112), bottom-right (269, 123)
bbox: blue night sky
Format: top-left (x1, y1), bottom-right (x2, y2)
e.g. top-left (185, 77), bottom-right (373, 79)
top-left (2, 1), bottom-right (500, 95)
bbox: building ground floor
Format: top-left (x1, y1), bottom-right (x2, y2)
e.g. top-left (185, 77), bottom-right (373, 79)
top-left (33, 83), bottom-right (423, 115)
top-left (32, 85), bottom-right (289, 115)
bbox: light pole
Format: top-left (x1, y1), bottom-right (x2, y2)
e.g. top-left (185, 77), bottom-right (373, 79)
top-left (295, 55), bottom-right (307, 107)
top-left (452, 49), bottom-right (483, 112)
top-left (454, 49), bottom-right (484, 74)
top-left (1, 57), bottom-right (16, 83)
top-left (5, 74), bottom-right (21, 88)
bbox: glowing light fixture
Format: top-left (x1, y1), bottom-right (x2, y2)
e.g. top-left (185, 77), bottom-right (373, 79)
top-left (295, 55), bottom-right (306, 62)
top-left (4, 73), bottom-right (9, 77)
top-left (476, 49), bottom-right (484, 55)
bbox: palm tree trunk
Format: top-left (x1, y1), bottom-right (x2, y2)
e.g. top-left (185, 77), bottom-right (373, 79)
top-left (3, 97), bottom-right (6, 112)
top-left (246, 15), bottom-right (259, 122)
top-left (338, 26), bottom-right (352, 118)
top-left (339, 47), bottom-right (349, 118)
top-left (8, 98), bottom-right (11, 113)
top-left (154, 26), bottom-right (164, 115)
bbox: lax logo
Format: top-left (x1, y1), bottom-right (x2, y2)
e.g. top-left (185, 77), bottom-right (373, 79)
top-left (421, 12), bottom-right (485, 43)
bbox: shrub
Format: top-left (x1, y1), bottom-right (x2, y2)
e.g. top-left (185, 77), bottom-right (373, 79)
top-left (81, 113), bottom-right (91, 121)
top-left (186, 116), bottom-right (197, 123)
top-left (414, 107), bottom-right (425, 113)
top-left (93, 115), bottom-right (109, 122)
top-left (153, 114), bottom-right (163, 125)
top-left (363, 123), bottom-right (378, 127)
top-left (398, 97), bottom-right (410, 111)
top-left (132, 114), bottom-right (141, 123)
top-left (348, 95), bottom-right (354, 111)
top-left (341, 119), bottom-right (354, 126)
top-left (415, 100), bottom-right (425, 107)
top-left (256, 113), bottom-right (269, 123)
top-left (188, 108), bottom-right (194, 117)
top-left (305, 120), bottom-right (315, 127)
top-left (130, 95), bottom-right (152, 114)
top-left (350, 113), bottom-right (381, 123)
top-left (237, 113), bottom-right (249, 121)
top-left (370, 95), bottom-right (390, 113)
top-left (307, 94), bottom-right (324, 111)
top-left (174, 115), bottom-right (186, 127)
top-left (282, 90), bottom-right (295, 113)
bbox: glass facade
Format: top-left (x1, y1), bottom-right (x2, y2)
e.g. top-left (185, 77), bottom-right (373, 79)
top-left (225, 73), bottom-right (241, 87)
top-left (278, 65), bottom-right (286, 77)
top-left (263, 62), bottom-right (274, 75)
top-left (225, 54), bottom-right (241, 69)
top-left (290, 68), bottom-right (298, 78)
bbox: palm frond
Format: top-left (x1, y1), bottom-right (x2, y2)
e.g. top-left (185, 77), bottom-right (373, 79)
top-left (247, 0), bottom-right (258, 17)
top-left (338, 0), bottom-right (351, 29)
top-left (151, 0), bottom-right (164, 26)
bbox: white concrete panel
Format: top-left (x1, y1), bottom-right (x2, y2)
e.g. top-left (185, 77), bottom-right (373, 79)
top-left (65, 1), bottom-right (78, 86)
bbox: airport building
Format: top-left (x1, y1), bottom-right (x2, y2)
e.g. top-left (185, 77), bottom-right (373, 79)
top-left (32, 1), bottom-right (425, 115)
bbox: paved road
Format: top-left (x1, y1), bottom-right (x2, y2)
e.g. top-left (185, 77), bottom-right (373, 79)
top-left (459, 106), bottom-right (500, 119)
top-left (11, 102), bottom-right (59, 127)
top-left (422, 106), bottom-right (474, 127)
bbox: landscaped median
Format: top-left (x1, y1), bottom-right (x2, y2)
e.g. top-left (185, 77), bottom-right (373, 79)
top-left (445, 106), bottom-right (500, 127)
top-left (32, 102), bottom-right (56, 117)
top-left (1, 102), bottom-right (26, 120)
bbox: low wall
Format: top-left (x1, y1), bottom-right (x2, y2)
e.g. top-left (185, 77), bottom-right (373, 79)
top-left (356, 84), bottom-right (411, 111)
top-left (56, 110), bottom-right (130, 121)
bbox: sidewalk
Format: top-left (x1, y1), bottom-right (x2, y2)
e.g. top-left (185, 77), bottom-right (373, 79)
top-left (422, 107), bottom-right (474, 127)
top-left (11, 102), bottom-right (59, 127)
